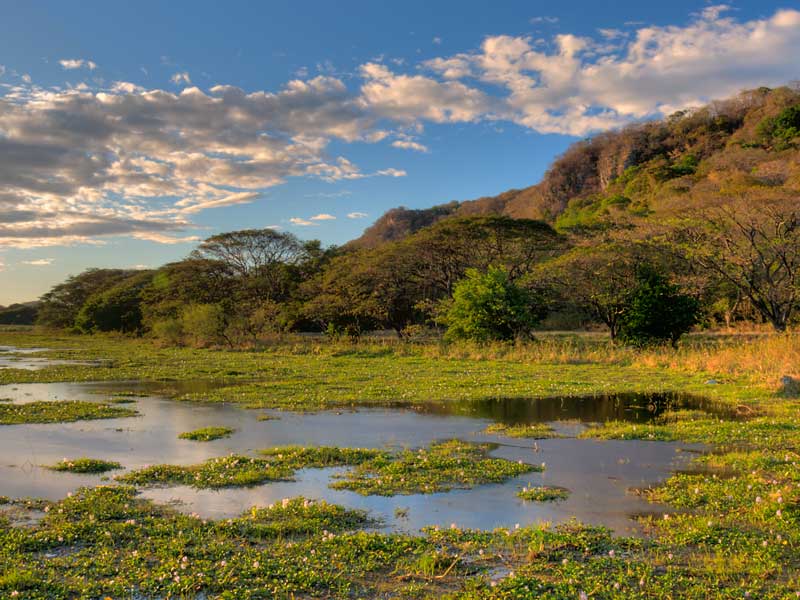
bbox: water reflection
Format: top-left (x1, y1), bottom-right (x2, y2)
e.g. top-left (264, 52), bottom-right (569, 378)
top-left (0, 379), bottom-right (707, 535)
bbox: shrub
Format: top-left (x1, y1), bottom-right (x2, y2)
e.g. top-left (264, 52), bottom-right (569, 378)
top-left (441, 266), bottom-right (544, 342)
top-left (617, 267), bottom-right (701, 348)
top-left (180, 303), bottom-right (227, 347)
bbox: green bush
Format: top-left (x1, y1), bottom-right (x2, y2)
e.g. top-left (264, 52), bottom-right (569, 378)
top-left (441, 266), bottom-right (543, 342)
top-left (617, 267), bottom-right (700, 347)
top-left (180, 303), bottom-right (227, 347)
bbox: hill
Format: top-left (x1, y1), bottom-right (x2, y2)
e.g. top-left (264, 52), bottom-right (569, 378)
top-left (351, 85), bottom-right (800, 246)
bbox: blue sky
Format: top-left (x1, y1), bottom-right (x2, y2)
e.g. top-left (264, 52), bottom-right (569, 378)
top-left (0, 0), bottom-right (798, 304)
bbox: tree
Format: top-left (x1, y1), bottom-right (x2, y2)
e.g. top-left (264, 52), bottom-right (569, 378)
top-left (74, 271), bottom-right (154, 334)
top-left (190, 229), bottom-right (305, 304)
top-left (539, 242), bottom-right (646, 339)
top-left (617, 267), bottom-right (700, 347)
top-left (37, 269), bottom-right (138, 329)
top-left (441, 266), bottom-right (545, 342)
top-left (674, 196), bottom-right (800, 331)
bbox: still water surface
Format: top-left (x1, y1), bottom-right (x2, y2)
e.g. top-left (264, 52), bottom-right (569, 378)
top-left (0, 375), bottom-right (712, 535)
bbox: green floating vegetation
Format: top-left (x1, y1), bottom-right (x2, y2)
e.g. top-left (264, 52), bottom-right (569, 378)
top-left (517, 485), bottom-right (570, 502)
top-left (225, 497), bottom-right (374, 540)
top-left (0, 401), bottom-right (137, 425)
top-left (117, 455), bottom-right (292, 489)
top-left (5, 486), bottom-right (797, 599)
top-left (178, 426), bottom-right (235, 442)
top-left (484, 422), bottom-right (563, 439)
top-left (45, 458), bottom-right (123, 474)
top-left (118, 446), bottom-right (383, 489)
top-left (331, 440), bottom-right (539, 496)
top-left (259, 445), bottom-right (385, 468)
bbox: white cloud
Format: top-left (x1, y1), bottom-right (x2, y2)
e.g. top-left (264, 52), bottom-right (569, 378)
top-left (310, 213), bottom-right (336, 220)
top-left (423, 7), bottom-right (800, 135)
top-left (59, 59), bottom-right (97, 70)
top-left (347, 212), bottom-right (368, 219)
top-left (21, 74), bottom-right (31, 83)
top-left (289, 217), bottom-right (315, 226)
top-left (170, 71), bottom-right (191, 85)
top-left (21, 258), bottom-right (53, 266)
top-left (392, 139), bottom-right (429, 153)
top-left (433, 37), bottom-right (442, 45)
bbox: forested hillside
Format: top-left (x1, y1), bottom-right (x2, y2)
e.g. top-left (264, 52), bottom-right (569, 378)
top-left (354, 85), bottom-right (800, 245)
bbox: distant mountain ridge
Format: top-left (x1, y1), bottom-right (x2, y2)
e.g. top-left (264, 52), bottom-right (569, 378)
top-left (351, 85), bottom-right (800, 246)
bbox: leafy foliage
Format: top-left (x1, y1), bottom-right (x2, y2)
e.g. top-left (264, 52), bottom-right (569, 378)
top-left (441, 267), bottom-right (545, 342)
top-left (617, 267), bottom-right (701, 347)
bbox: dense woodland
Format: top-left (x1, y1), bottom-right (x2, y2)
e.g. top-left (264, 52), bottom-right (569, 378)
top-left (11, 85), bottom-right (800, 346)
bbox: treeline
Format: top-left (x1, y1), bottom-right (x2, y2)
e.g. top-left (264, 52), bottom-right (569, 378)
top-left (34, 197), bottom-right (800, 347)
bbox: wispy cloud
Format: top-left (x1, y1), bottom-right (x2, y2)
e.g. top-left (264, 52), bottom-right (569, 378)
top-left (347, 212), bottom-right (368, 219)
top-left (22, 258), bottom-right (53, 266)
top-left (289, 217), bottom-right (315, 226)
top-left (392, 139), bottom-right (429, 153)
top-left (170, 71), bottom-right (191, 85)
top-left (310, 213), bottom-right (336, 221)
top-left (59, 58), bottom-right (97, 70)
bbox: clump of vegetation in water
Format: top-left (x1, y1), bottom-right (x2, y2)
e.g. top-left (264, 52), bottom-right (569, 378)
top-left (0, 400), bottom-right (137, 425)
top-left (117, 455), bottom-right (292, 489)
top-left (178, 426), bottom-right (235, 441)
top-left (223, 497), bottom-right (374, 540)
top-left (45, 458), bottom-right (123, 474)
top-left (517, 485), bottom-right (570, 502)
top-left (259, 445), bottom-right (385, 468)
top-left (330, 440), bottom-right (539, 496)
top-left (118, 446), bottom-right (383, 489)
top-left (484, 422), bottom-right (563, 439)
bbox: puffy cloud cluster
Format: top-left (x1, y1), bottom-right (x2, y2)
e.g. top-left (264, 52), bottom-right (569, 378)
top-left (421, 6), bottom-right (800, 135)
top-left (0, 77), bottom-right (396, 247)
top-left (1, 6), bottom-right (798, 248)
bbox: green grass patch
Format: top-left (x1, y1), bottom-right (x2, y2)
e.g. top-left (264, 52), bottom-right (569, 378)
top-left (0, 401), bottom-right (137, 425)
top-left (45, 458), bottom-right (123, 474)
top-left (225, 497), bottom-right (374, 540)
top-left (330, 440), bottom-right (539, 496)
top-left (118, 446), bottom-right (383, 489)
top-left (484, 422), bottom-right (563, 438)
top-left (117, 455), bottom-right (292, 489)
top-left (178, 426), bottom-right (235, 441)
top-left (517, 485), bottom-right (570, 502)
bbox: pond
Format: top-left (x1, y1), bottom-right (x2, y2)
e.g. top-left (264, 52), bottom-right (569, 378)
top-left (0, 376), bottom-right (715, 536)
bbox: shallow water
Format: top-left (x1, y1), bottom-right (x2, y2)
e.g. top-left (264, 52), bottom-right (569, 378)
top-left (0, 377), bottom-right (706, 536)
top-left (0, 346), bottom-right (97, 371)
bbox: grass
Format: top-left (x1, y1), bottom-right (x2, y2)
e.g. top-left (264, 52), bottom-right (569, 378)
top-left (0, 331), bottom-right (778, 413)
top-left (0, 401), bottom-right (137, 425)
top-left (178, 426), bottom-right (235, 441)
top-left (117, 455), bottom-right (294, 489)
top-left (329, 440), bottom-right (539, 496)
top-left (118, 446), bottom-right (384, 489)
top-left (484, 422), bottom-right (563, 438)
top-left (45, 458), bottom-right (122, 474)
top-left (517, 485), bottom-right (570, 502)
